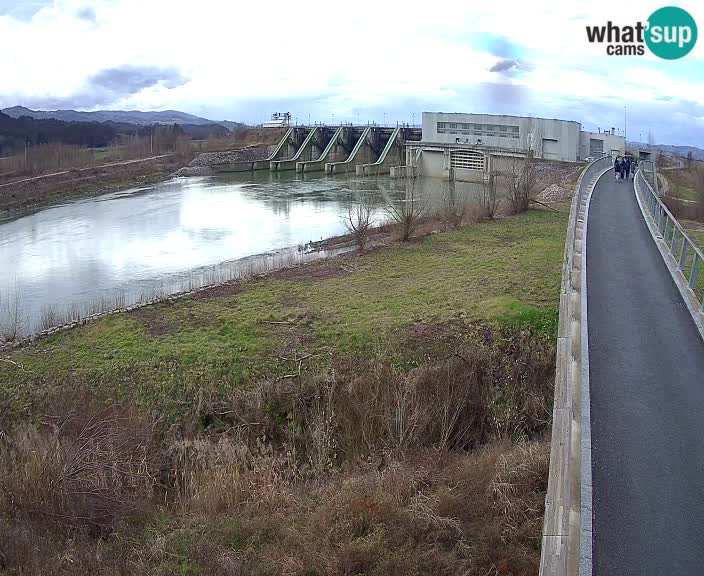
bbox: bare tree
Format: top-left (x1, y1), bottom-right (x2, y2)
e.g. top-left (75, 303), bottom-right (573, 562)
top-left (481, 171), bottom-right (500, 219)
top-left (386, 176), bottom-right (428, 241)
top-left (503, 158), bottom-right (525, 213)
top-left (502, 152), bottom-right (538, 214)
top-left (0, 282), bottom-right (26, 344)
top-left (343, 189), bottom-right (375, 252)
top-left (441, 170), bottom-right (468, 229)
top-left (522, 117), bottom-right (544, 159)
top-left (494, 117), bottom-right (542, 214)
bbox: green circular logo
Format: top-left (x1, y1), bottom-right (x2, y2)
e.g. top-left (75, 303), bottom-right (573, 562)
top-left (645, 6), bottom-right (698, 59)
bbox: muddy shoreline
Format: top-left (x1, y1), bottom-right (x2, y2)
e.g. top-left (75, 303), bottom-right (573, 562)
top-left (0, 154), bottom-right (189, 218)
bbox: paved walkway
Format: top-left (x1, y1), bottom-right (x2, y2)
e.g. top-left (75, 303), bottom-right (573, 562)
top-left (587, 171), bottom-right (704, 575)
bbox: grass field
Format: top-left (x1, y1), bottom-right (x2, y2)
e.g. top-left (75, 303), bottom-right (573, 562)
top-left (1, 208), bottom-right (567, 426)
top-left (679, 220), bottom-right (704, 301)
top-left (683, 220), bottom-right (704, 249)
top-left (668, 185), bottom-right (698, 202)
top-left (664, 161), bottom-right (703, 207)
top-left (0, 207), bottom-right (568, 575)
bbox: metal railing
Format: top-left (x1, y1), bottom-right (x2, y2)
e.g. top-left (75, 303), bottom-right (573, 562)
top-left (542, 154), bottom-right (702, 576)
top-left (639, 159), bottom-right (659, 195)
top-left (635, 164), bottom-right (704, 310)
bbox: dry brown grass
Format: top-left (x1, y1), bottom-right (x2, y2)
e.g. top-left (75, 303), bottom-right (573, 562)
top-left (0, 325), bottom-right (553, 575)
top-left (0, 398), bottom-right (160, 535)
top-left (161, 440), bottom-right (549, 575)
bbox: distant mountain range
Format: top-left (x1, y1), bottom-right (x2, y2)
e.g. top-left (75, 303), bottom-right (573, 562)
top-left (1, 106), bottom-right (244, 132)
top-left (628, 141), bottom-right (704, 161)
top-left (0, 107), bottom-right (234, 156)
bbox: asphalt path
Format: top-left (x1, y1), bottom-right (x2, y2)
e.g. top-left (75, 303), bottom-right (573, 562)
top-left (587, 171), bottom-right (704, 575)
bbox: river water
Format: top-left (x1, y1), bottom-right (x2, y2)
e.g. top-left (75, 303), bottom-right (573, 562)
top-left (0, 172), bottom-right (484, 335)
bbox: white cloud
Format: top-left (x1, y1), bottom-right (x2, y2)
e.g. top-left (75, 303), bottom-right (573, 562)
top-left (0, 0), bottom-right (702, 145)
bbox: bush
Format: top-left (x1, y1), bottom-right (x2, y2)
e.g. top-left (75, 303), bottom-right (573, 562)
top-left (0, 398), bottom-right (160, 535)
top-left (0, 323), bottom-right (555, 574)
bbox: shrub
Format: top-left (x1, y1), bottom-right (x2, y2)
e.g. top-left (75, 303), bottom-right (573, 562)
top-left (0, 398), bottom-right (160, 534)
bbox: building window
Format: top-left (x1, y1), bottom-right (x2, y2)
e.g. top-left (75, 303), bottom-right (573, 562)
top-left (450, 149), bottom-right (485, 171)
top-left (437, 121), bottom-right (520, 140)
top-left (589, 138), bottom-right (604, 154)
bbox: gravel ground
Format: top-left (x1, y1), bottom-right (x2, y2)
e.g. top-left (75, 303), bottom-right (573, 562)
top-left (537, 183), bottom-right (573, 203)
top-left (534, 161), bottom-right (582, 189)
top-left (174, 166), bottom-right (215, 177)
top-left (187, 146), bottom-right (270, 167)
top-left (174, 146), bottom-right (273, 176)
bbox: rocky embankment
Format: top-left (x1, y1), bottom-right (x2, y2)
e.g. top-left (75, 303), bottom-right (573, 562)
top-left (537, 183), bottom-right (573, 203)
top-left (534, 161), bottom-right (582, 189)
top-left (175, 146), bottom-right (271, 176)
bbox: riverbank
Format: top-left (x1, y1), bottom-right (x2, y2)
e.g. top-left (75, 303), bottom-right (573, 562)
top-left (0, 127), bottom-right (287, 217)
top-left (0, 206), bottom-right (567, 574)
top-left (0, 153), bottom-right (189, 216)
top-left (174, 146), bottom-right (272, 177)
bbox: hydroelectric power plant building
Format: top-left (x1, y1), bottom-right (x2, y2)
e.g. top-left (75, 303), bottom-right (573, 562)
top-left (209, 111), bottom-right (624, 181)
top-left (403, 112), bottom-right (625, 180)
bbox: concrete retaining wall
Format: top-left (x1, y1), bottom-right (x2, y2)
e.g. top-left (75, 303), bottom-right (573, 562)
top-left (357, 127), bottom-right (402, 176)
top-left (252, 127), bottom-right (300, 170)
top-left (326, 127), bottom-right (373, 174)
top-left (539, 156), bottom-right (611, 576)
top-left (297, 127), bottom-right (347, 173)
top-left (271, 127), bottom-right (326, 171)
top-left (213, 127), bottom-right (295, 172)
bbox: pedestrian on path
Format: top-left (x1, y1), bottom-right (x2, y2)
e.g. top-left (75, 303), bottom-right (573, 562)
top-left (614, 156), bottom-right (621, 181)
top-left (625, 157), bottom-right (631, 181)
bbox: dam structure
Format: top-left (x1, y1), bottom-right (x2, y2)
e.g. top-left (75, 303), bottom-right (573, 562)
top-left (212, 125), bottom-right (421, 176)
top-left (392, 111), bottom-right (628, 183)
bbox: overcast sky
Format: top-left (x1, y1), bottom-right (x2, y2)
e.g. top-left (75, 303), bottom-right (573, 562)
top-left (0, 0), bottom-right (702, 147)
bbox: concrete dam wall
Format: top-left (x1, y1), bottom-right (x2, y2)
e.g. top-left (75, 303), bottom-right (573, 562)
top-left (212, 125), bottom-right (421, 175)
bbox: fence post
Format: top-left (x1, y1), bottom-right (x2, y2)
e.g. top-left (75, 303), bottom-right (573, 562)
top-left (679, 238), bottom-right (689, 272)
top-left (664, 219), bottom-right (671, 247)
top-left (690, 256), bottom-right (700, 290)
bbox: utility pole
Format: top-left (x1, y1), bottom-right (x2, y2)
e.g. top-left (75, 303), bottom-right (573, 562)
top-left (624, 105), bottom-right (627, 143)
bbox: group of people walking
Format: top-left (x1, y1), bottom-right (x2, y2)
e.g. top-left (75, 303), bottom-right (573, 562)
top-left (614, 155), bottom-right (636, 181)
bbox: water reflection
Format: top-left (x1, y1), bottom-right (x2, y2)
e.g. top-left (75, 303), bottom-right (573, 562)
top-left (0, 171), bottom-right (485, 334)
